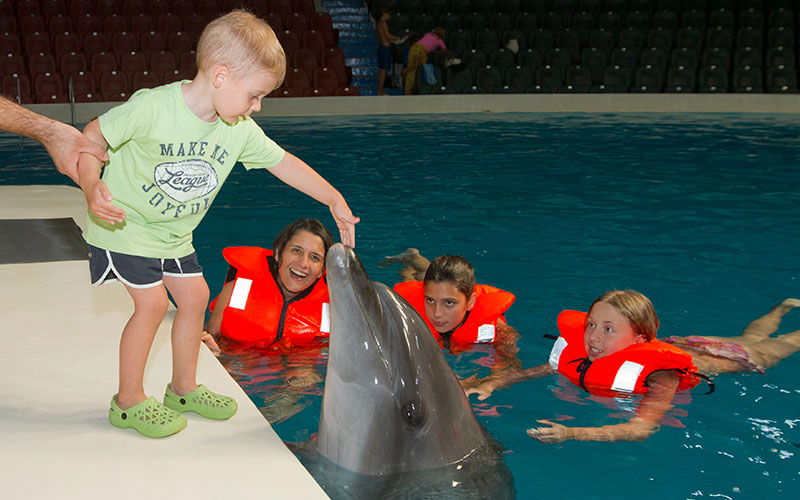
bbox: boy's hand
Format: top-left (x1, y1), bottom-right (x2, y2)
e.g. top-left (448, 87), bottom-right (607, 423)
top-left (84, 179), bottom-right (125, 224)
top-left (330, 201), bottom-right (360, 248)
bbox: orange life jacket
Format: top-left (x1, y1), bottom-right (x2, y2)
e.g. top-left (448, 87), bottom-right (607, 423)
top-left (393, 281), bottom-right (515, 346)
top-left (550, 310), bottom-right (701, 397)
top-left (209, 246), bottom-right (329, 348)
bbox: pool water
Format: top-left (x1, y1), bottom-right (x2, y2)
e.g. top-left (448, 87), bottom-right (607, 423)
top-left (3, 112), bottom-right (799, 498)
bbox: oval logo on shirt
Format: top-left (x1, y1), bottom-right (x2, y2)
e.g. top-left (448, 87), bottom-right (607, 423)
top-left (154, 159), bottom-right (219, 203)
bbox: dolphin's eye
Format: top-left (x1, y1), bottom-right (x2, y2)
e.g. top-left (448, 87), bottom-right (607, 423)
top-left (402, 401), bottom-right (424, 428)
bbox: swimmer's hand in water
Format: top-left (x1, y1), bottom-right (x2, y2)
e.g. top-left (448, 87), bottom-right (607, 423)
top-left (201, 331), bottom-right (221, 357)
top-left (461, 374), bottom-right (504, 401)
top-left (527, 420), bottom-right (569, 443)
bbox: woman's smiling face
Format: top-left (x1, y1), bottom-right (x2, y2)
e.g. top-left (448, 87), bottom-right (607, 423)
top-left (276, 230), bottom-right (325, 296)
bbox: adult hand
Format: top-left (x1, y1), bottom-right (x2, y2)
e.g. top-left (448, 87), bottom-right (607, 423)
top-left (527, 419), bottom-right (570, 443)
top-left (329, 200), bottom-right (360, 248)
top-left (45, 121), bottom-right (108, 184)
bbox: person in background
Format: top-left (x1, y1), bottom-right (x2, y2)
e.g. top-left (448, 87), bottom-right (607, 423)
top-left (404, 27), bottom-right (447, 95)
top-left (375, 7), bottom-right (407, 96)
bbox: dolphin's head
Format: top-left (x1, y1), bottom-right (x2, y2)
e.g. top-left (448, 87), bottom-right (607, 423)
top-left (318, 244), bottom-right (487, 476)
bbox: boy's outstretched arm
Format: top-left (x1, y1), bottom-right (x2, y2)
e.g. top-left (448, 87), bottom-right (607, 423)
top-left (268, 152), bottom-right (360, 247)
top-left (77, 119), bottom-right (125, 224)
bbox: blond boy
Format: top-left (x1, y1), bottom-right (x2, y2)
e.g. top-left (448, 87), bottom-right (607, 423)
top-left (77, 10), bottom-right (359, 438)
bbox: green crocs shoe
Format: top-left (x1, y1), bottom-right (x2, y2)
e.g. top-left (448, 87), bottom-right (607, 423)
top-left (109, 395), bottom-right (187, 438)
top-left (163, 384), bottom-right (238, 420)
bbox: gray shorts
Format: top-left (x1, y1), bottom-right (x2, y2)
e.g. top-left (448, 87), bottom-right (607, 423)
top-left (88, 244), bottom-right (203, 289)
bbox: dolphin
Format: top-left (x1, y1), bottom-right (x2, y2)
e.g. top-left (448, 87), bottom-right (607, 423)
top-left (300, 243), bottom-right (514, 499)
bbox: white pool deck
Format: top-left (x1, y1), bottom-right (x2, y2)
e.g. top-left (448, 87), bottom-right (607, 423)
top-left (0, 185), bottom-right (329, 499)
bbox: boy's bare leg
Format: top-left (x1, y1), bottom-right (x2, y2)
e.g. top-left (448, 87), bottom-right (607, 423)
top-left (746, 329), bottom-right (800, 371)
top-left (117, 285), bottom-right (170, 409)
top-left (164, 275), bottom-right (210, 395)
top-left (378, 68), bottom-right (387, 95)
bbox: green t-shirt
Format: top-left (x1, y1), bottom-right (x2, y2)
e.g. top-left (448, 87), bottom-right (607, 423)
top-left (83, 81), bottom-right (285, 258)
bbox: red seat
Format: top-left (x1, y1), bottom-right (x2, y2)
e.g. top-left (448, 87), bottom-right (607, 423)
top-left (95, 0), bottom-right (119, 17)
top-left (83, 31), bottom-right (109, 55)
top-left (316, 28), bottom-right (338, 47)
top-left (285, 13), bottom-right (309, 33)
top-left (74, 90), bottom-right (102, 102)
top-left (48, 14), bottom-right (73, 33)
top-left (271, 87), bottom-right (302, 98)
top-left (59, 51), bottom-right (87, 75)
top-left (161, 67), bottom-right (193, 84)
top-left (320, 47), bottom-right (345, 68)
top-left (75, 13), bottom-right (101, 34)
top-left (0, 33), bottom-right (20, 54)
top-left (28, 52), bottom-right (57, 77)
top-left (171, 0), bottom-right (195, 15)
top-left (195, 0), bottom-right (220, 16)
top-left (278, 30), bottom-right (300, 51)
top-left (178, 49), bottom-right (197, 73)
top-left (149, 51), bottom-right (177, 74)
top-left (334, 86), bottom-right (360, 96)
top-left (157, 13), bottom-right (182, 34)
top-left (34, 72), bottom-right (65, 100)
top-left (312, 67), bottom-right (340, 89)
top-left (24, 32), bottom-right (51, 55)
top-left (310, 13), bottom-right (333, 32)
top-left (90, 51), bottom-right (117, 73)
top-left (65, 69), bottom-right (96, 95)
top-left (19, 14), bottom-right (46, 34)
top-left (301, 30), bottom-right (326, 50)
top-left (122, 0), bottom-right (147, 17)
top-left (167, 32), bottom-right (194, 53)
top-left (0, 15), bottom-right (17, 33)
top-left (17, 0), bottom-right (42, 18)
top-left (270, 0), bottom-right (293, 15)
top-left (53, 31), bottom-right (81, 55)
top-left (293, 0), bottom-right (316, 22)
top-left (42, 0), bottom-right (67, 19)
top-left (1, 53), bottom-right (27, 77)
top-left (131, 69), bottom-right (160, 90)
top-left (120, 51), bottom-right (148, 76)
top-left (112, 32), bottom-right (138, 58)
top-left (140, 31), bottom-right (166, 55)
top-left (282, 67), bottom-right (310, 89)
top-left (148, 0), bottom-right (171, 16)
top-left (1, 73), bottom-right (33, 103)
top-left (303, 87), bottom-right (330, 97)
top-left (69, 0), bottom-right (94, 17)
top-left (129, 13), bottom-right (155, 34)
top-left (99, 69), bottom-right (129, 97)
top-left (292, 47), bottom-right (318, 76)
top-left (184, 14), bottom-right (207, 37)
top-left (264, 13), bottom-right (284, 32)
top-left (0, 1), bottom-right (13, 16)
top-left (103, 14), bottom-right (127, 34)
top-left (37, 93), bottom-right (69, 103)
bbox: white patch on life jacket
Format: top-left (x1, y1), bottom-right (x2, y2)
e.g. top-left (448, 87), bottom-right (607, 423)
top-left (228, 278), bottom-right (253, 310)
top-left (476, 324), bottom-right (495, 343)
top-left (611, 361), bottom-right (645, 393)
top-left (549, 337), bottom-right (568, 370)
top-left (320, 302), bottom-right (331, 333)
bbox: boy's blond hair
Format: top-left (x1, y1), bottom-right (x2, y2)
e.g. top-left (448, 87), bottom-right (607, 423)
top-left (196, 10), bottom-right (286, 89)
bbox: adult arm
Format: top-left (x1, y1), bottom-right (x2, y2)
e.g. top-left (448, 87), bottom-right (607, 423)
top-left (0, 96), bottom-right (108, 183)
top-left (267, 152), bottom-right (360, 247)
top-left (527, 370), bottom-right (681, 443)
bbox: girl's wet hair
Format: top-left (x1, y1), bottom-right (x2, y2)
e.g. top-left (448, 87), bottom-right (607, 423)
top-left (423, 255), bottom-right (475, 298)
top-left (588, 289), bottom-right (659, 341)
top-left (272, 218), bottom-right (333, 264)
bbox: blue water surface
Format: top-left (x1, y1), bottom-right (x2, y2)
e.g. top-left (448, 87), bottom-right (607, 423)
top-left (3, 112), bottom-right (799, 499)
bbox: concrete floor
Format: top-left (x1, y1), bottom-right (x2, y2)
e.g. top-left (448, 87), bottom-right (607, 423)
top-left (0, 185), bottom-right (328, 499)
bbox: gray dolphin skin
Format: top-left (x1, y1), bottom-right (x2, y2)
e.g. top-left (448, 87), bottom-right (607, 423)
top-left (307, 243), bottom-right (514, 499)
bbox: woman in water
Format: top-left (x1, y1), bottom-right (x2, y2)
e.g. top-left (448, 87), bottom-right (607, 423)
top-left (462, 290), bottom-right (800, 443)
top-left (203, 218), bottom-right (333, 353)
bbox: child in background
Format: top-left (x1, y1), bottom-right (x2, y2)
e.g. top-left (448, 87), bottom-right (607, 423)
top-left (77, 10), bottom-right (359, 438)
top-left (463, 290), bottom-right (800, 443)
top-left (375, 7), bottom-right (407, 95)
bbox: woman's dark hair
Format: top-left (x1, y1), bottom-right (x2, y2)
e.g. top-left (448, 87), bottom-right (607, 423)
top-left (272, 218), bottom-right (334, 263)
top-left (423, 255), bottom-right (475, 297)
